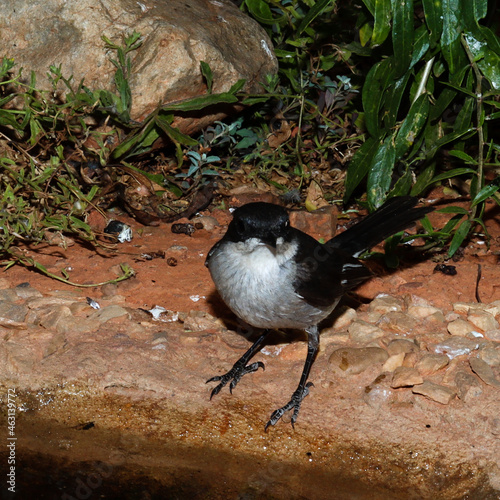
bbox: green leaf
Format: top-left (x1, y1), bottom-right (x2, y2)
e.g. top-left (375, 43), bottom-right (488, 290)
top-left (448, 219), bottom-right (471, 257)
top-left (344, 137), bottom-right (381, 201)
top-left (362, 58), bottom-right (394, 137)
top-left (394, 93), bottom-right (430, 160)
top-left (437, 205), bottom-right (469, 214)
top-left (392, 0), bottom-right (413, 77)
top-left (410, 163), bottom-right (435, 196)
top-left (372, 0), bottom-right (392, 46)
top-left (409, 24), bottom-right (431, 70)
top-left (448, 150), bottom-right (476, 163)
top-left (297, 0), bottom-right (334, 36)
top-left (367, 135), bottom-right (396, 209)
top-left (244, 0), bottom-right (286, 26)
top-left (422, 0), bottom-right (443, 46)
top-left (471, 177), bottom-right (500, 207)
top-left (383, 71), bottom-right (411, 130)
top-left (477, 48), bottom-right (500, 91)
top-left (425, 167), bottom-right (476, 188)
top-left (441, 0), bottom-right (464, 74)
top-left (161, 92), bottom-right (238, 112)
top-left (155, 114), bottom-right (198, 146)
top-left (200, 61), bottom-right (213, 93)
top-left (388, 167), bottom-right (413, 197)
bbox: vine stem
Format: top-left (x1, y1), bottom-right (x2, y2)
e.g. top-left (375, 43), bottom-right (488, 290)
top-left (461, 33), bottom-right (485, 222)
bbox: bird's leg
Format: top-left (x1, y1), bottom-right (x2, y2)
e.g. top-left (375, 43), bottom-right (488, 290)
top-left (265, 325), bottom-right (319, 431)
top-left (207, 330), bottom-right (271, 399)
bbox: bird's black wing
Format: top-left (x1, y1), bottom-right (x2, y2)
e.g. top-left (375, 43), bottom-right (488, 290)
top-left (291, 229), bottom-right (372, 308)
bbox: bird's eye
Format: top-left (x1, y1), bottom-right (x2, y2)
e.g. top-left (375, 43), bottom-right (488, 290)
top-left (235, 218), bottom-right (247, 235)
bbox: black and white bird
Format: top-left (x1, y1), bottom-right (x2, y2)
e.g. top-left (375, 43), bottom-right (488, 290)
top-left (205, 196), bottom-right (433, 429)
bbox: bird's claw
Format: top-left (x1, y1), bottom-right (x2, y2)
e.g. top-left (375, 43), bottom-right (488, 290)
top-left (207, 360), bottom-right (265, 399)
top-left (265, 381), bottom-right (314, 431)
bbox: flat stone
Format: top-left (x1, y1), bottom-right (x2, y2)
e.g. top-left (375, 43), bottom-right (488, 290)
top-left (469, 357), bottom-right (500, 388)
top-left (368, 294), bottom-right (403, 315)
top-left (386, 338), bottom-right (419, 355)
top-left (91, 305), bottom-right (130, 323)
top-left (454, 371), bottom-right (483, 401)
top-left (331, 306), bottom-right (357, 330)
top-left (382, 352), bottom-right (405, 372)
top-left (479, 346), bottom-right (500, 367)
top-left (447, 318), bottom-right (475, 337)
top-left (433, 336), bottom-right (480, 359)
top-left (416, 354), bottom-right (449, 375)
top-left (407, 304), bottom-right (441, 319)
top-left (183, 311), bottom-right (225, 332)
top-left (0, 289), bottom-right (17, 301)
top-left (484, 300), bottom-right (500, 317)
top-left (485, 329), bottom-right (500, 342)
top-left (412, 381), bottom-right (456, 404)
top-left (453, 302), bottom-right (481, 314)
top-left (363, 373), bottom-right (396, 408)
top-left (468, 310), bottom-right (499, 332)
top-left (391, 366), bottom-right (423, 388)
top-left (0, 301), bottom-right (28, 323)
top-left (348, 320), bottom-right (386, 343)
top-left (14, 285), bottom-right (43, 299)
top-left (328, 347), bottom-right (389, 375)
top-left (377, 311), bottom-right (418, 333)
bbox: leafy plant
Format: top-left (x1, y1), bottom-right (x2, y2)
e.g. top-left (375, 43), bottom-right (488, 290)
top-left (342, 0), bottom-right (500, 254)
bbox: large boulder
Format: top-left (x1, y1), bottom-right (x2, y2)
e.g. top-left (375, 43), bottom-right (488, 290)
top-left (0, 0), bottom-right (277, 131)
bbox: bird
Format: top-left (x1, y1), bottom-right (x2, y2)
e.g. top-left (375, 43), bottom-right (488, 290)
top-left (205, 196), bottom-right (433, 430)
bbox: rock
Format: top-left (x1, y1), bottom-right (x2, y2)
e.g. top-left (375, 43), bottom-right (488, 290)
top-left (432, 336), bottom-right (480, 359)
top-left (454, 371), bottom-right (483, 401)
top-left (453, 302), bottom-right (480, 314)
top-left (386, 338), bottom-right (419, 355)
top-left (363, 373), bottom-right (396, 408)
top-left (403, 351), bottom-right (419, 367)
top-left (0, 301), bottom-right (28, 323)
top-left (485, 300), bottom-right (500, 317)
top-left (412, 381), bottom-right (456, 404)
top-left (391, 366), bottom-right (423, 388)
top-left (382, 352), bottom-right (405, 372)
top-left (331, 306), bottom-right (357, 330)
top-left (191, 215), bottom-right (219, 232)
top-left (1, 0), bottom-right (277, 127)
top-left (328, 347), bottom-right (388, 375)
top-left (416, 354), bottom-right (449, 375)
top-left (447, 318), bottom-right (475, 337)
top-left (469, 357), bottom-right (500, 388)
top-left (368, 294), bottom-right (403, 315)
top-left (485, 329), bottom-right (500, 342)
top-left (14, 284), bottom-right (43, 299)
top-left (479, 346), bottom-right (500, 367)
top-left (348, 320), bottom-right (385, 343)
top-left (468, 310), bottom-right (499, 332)
top-left (183, 310), bottom-right (225, 332)
top-left (91, 305), bottom-right (130, 323)
top-left (407, 304), bottom-right (441, 319)
top-left (377, 311), bottom-right (418, 333)
top-left (0, 289), bottom-right (17, 302)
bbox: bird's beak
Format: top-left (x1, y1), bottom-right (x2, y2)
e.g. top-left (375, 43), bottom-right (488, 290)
top-left (259, 234), bottom-right (278, 248)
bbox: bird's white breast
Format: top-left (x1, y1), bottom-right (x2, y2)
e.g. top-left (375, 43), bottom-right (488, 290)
top-left (208, 238), bottom-right (335, 329)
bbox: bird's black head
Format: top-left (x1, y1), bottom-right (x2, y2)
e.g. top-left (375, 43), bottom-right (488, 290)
top-left (224, 202), bottom-right (291, 247)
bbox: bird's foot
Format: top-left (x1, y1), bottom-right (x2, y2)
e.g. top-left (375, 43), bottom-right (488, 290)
top-left (265, 382), bottom-right (314, 431)
top-left (207, 359), bottom-right (265, 399)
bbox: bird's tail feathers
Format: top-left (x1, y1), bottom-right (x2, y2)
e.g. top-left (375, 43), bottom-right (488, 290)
top-left (327, 197), bottom-right (433, 257)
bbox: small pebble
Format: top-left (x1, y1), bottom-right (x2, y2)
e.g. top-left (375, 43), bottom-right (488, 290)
top-left (455, 371), bottom-right (483, 401)
top-left (416, 354), bottom-right (449, 375)
top-left (348, 320), bottom-right (385, 343)
top-left (447, 318), bottom-right (475, 337)
top-left (468, 310), bottom-right (499, 332)
top-left (391, 366), bottom-right (423, 388)
top-left (328, 347), bottom-right (388, 375)
top-left (469, 357), bottom-right (500, 388)
top-left (412, 380), bottom-right (456, 404)
top-left (433, 336), bottom-right (480, 359)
